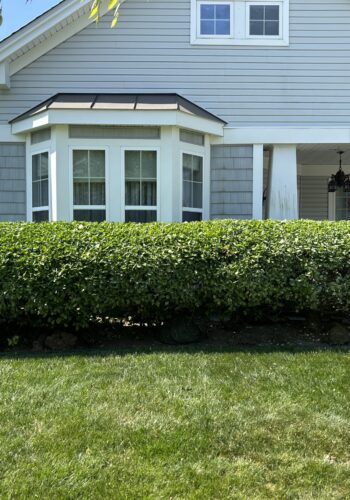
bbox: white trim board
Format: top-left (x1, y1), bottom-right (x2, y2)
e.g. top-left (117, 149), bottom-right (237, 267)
top-left (11, 109), bottom-right (224, 137)
top-left (0, 0), bottom-right (110, 88)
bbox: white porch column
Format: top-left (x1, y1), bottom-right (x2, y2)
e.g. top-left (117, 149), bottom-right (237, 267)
top-left (50, 125), bottom-right (70, 221)
top-left (267, 145), bottom-right (298, 220)
top-left (252, 144), bottom-right (264, 219)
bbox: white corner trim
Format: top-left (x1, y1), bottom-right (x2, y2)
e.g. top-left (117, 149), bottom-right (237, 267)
top-left (1, 0), bottom-right (110, 82)
top-left (252, 144), bottom-right (264, 219)
top-left (0, 0), bottom-right (90, 61)
top-left (0, 60), bottom-right (10, 89)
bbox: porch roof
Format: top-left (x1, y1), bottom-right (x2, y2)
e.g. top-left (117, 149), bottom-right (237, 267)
top-left (10, 93), bottom-right (227, 125)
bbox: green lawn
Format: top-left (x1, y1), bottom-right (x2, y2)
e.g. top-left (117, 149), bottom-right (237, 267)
top-left (0, 347), bottom-right (349, 499)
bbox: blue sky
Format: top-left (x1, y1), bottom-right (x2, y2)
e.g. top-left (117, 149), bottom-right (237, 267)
top-left (0, 0), bottom-right (62, 41)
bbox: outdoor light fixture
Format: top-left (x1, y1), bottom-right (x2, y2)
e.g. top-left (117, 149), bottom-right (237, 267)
top-left (328, 151), bottom-right (350, 193)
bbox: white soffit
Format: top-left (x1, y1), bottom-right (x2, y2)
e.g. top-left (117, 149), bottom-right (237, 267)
top-left (0, 0), bottom-right (109, 88)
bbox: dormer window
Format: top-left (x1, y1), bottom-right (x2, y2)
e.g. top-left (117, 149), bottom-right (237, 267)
top-left (191, 0), bottom-right (289, 46)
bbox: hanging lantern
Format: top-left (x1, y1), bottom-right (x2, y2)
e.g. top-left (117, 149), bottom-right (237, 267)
top-left (328, 151), bottom-right (349, 192)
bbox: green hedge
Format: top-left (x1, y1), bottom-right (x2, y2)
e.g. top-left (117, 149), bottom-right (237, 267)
top-left (0, 220), bottom-right (350, 329)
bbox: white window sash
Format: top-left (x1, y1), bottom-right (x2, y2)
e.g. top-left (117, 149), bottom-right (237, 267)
top-left (246, 1), bottom-right (283, 40)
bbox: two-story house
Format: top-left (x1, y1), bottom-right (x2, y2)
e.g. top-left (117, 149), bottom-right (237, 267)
top-left (0, 0), bottom-right (349, 223)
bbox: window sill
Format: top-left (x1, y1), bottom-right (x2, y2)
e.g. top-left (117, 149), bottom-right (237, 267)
top-left (190, 36), bottom-right (289, 46)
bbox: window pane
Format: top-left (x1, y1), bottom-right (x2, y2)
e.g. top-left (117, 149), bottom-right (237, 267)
top-left (250, 20), bottom-right (264, 35)
top-left (40, 153), bottom-right (49, 179)
top-left (193, 183), bottom-right (203, 209)
top-left (90, 150), bottom-right (105, 178)
top-left (183, 180), bottom-right (192, 207)
top-left (33, 210), bottom-right (49, 222)
top-left (74, 181), bottom-right (89, 205)
top-left (141, 181), bottom-right (157, 206)
top-left (201, 20), bottom-right (215, 34)
top-left (126, 181), bottom-right (141, 205)
top-left (265, 5), bottom-right (279, 20)
top-left (41, 179), bottom-right (49, 207)
top-left (74, 209), bottom-right (106, 222)
top-left (73, 150), bottom-right (88, 178)
top-left (216, 4), bottom-right (230, 19)
top-left (265, 20), bottom-right (279, 36)
top-left (90, 181), bottom-right (105, 205)
top-left (183, 154), bottom-right (192, 180)
top-left (192, 156), bottom-right (203, 182)
top-left (141, 151), bottom-right (157, 178)
top-left (183, 211), bottom-right (202, 222)
top-left (32, 181), bottom-right (41, 208)
top-left (125, 151), bottom-right (141, 179)
top-left (250, 5), bottom-right (264, 20)
top-left (125, 210), bottom-right (157, 223)
top-left (216, 20), bottom-right (230, 35)
top-left (32, 155), bottom-right (40, 182)
top-left (201, 4), bottom-right (215, 19)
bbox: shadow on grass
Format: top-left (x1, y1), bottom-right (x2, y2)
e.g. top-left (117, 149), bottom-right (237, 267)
top-left (0, 341), bottom-right (349, 361)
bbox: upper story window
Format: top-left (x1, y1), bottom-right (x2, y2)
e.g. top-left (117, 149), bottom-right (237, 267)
top-left (248, 3), bottom-right (280, 37)
top-left (191, 0), bottom-right (288, 46)
top-left (198, 2), bottom-right (232, 37)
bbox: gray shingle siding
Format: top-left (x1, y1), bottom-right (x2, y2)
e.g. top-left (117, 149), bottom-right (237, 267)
top-left (1, 0), bottom-right (350, 126)
top-left (0, 143), bottom-right (26, 221)
top-left (211, 145), bottom-right (253, 219)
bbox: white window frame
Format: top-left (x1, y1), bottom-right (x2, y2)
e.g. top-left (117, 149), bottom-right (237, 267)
top-left (181, 150), bottom-right (205, 221)
top-left (246, 1), bottom-right (282, 40)
top-left (197, 1), bottom-right (234, 39)
top-left (30, 148), bottom-right (51, 222)
top-left (69, 146), bottom-right (109, 221)
top-left (191, 0), bottom-right (289, 46)
top-left (121, 147), bottom-right (160, 223)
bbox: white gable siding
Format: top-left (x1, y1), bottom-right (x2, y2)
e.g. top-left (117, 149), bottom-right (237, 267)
top-left (1, 0), bottom-right (350, 127)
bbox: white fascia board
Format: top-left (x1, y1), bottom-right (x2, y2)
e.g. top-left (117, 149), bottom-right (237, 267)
top-left (0, 124), bottom-right (25, 142)
top-left (219, 127), bottom-right (350, 145)
top-left (0, 61), bottom-right (10, 89)
top-left (11, 109), bottom-right (224, 136)
top-left (0, 0), bottom-right (91, 63)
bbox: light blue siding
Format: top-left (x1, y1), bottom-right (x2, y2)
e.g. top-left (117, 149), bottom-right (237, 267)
top-left (0, 0), bottom-right (350, 126)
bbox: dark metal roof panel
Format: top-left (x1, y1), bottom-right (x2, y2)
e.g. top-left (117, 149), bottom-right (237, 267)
top-left (10, 93), bottom-right (227, 125)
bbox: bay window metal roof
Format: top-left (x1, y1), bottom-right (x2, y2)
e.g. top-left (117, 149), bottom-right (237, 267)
top-left (10, 93), bottom-right (227, 125)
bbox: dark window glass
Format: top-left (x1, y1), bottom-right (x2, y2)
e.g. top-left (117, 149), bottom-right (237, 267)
top-left (182, 154), bottom-right (203, 209)
top-left (249, 5), bottom-right (279, 36)
top-left (183, 211), bottom-right (202, 222)
top-left (125, 151), bottom-right (157, 207)
top-left (125, 210), bottom-right (157, 223)
top-left (73, 210), bottom-right (106, 222)
top-left (33, 210), bottom-right (49, 222)
top-left (73, 150), bottom-right (105, 206)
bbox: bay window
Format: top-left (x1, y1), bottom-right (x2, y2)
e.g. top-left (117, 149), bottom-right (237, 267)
top-left (182, 153), bottom-right (203, 222)
top-left (124, 150), bottom-right (158, 223)
top-left (73, 149), bottom-right (106, 222)
top-left (32, 151), bottom-right (49, 222)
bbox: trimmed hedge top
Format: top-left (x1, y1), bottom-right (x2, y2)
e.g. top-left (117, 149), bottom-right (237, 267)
top-left (0, 220), bottom-right (350, 328)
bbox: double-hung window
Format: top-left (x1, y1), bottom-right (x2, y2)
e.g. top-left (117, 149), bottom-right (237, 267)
top-left (198, 2), bottom-right (232, 37)
top-left (73, 149), bottom-right (106, 222)
top-left (32, 152), bottom-right (49, 222)
top-left (124, 150), bottom-right (158, 223)
top-left (182, 153), bottom-right (203, 222)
